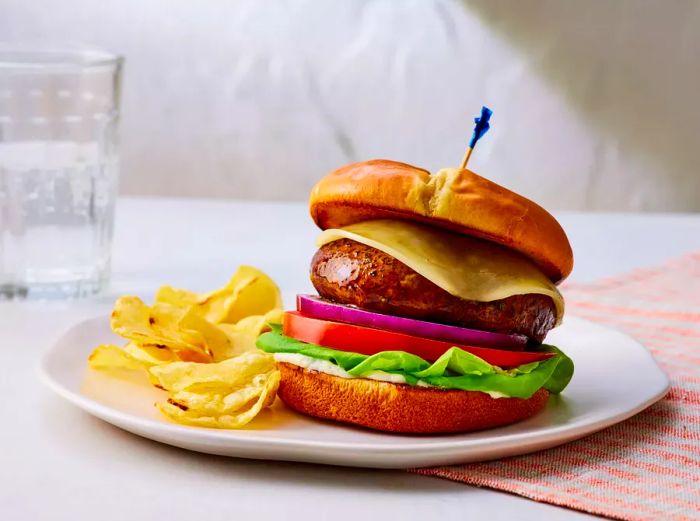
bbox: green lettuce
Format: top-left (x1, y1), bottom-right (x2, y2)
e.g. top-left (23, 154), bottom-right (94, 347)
top-left (256, 325), bottom-right (573, 399)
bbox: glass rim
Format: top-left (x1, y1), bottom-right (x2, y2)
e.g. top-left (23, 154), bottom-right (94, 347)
top-left (0, 45), bottom-right (123, 71)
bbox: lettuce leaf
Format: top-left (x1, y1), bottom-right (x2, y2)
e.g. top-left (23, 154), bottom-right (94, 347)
top-left (257, 325), bottom-right (573, 399)
top-left (535, 343), bottom-right (575, 394)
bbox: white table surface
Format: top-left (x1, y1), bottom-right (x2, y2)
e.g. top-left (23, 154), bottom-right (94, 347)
top-left (2, 197), bottom-right (699, 521)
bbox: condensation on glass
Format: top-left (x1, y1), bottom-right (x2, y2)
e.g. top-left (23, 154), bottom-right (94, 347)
top-left (0, 47), bottom-right (122, 299)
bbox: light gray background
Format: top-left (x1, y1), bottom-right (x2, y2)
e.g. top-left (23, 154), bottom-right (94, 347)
top-left (2, 0), bottom-right (699, 211)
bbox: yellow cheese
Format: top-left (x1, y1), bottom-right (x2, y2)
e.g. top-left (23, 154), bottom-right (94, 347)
top-left (317, 219), bottom-right (564, 324)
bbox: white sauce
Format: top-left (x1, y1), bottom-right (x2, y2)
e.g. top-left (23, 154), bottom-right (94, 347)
top-left (274, 353), bottom-right (412, 385)
top-left (273, 353), bottom-right (507, 398)
top-left (364, 371), bottom-right (407, 384)
top-left (273, 353), bottom-right (351, 378)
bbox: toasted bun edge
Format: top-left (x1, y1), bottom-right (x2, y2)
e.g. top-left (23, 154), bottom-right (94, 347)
top-left (277, 362), bottom-right (549, 434)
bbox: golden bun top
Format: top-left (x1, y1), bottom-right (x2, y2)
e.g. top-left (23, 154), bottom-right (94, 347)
top-left (309, 159), bottom-right (573, 284)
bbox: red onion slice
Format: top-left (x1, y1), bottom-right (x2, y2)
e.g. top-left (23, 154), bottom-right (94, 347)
top-left (296, 294), bottom-right (529, 351)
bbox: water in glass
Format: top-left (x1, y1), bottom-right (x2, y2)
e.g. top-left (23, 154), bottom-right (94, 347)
top-left (0, 141), bottom-right (118, 298)
top-left (0, 47), bottom-right (122, 299)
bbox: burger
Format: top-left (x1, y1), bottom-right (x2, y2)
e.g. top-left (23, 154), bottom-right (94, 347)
top-left (257, 160), bottom-right (574, 433)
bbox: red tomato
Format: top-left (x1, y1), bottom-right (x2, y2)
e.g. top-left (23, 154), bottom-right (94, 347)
top-left (282, 312), bottom-right (553, 368)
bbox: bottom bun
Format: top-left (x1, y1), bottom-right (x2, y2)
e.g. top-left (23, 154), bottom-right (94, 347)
top-left (277, 363), bottom-right (549, 434)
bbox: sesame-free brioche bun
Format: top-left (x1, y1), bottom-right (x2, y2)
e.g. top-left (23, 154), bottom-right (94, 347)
top-left (309, 160), bottom-right (573, 283)
top-left (277, 363), bottom-right (549, 434)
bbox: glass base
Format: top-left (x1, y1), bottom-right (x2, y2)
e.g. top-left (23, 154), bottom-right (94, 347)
top-left (0, 276), bottom-right (107, 300)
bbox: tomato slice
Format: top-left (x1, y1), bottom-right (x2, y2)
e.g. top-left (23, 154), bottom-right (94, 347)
top-left (282, 311), bottom-right (553, 368)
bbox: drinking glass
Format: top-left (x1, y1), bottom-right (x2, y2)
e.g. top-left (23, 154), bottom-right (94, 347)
top-left (0, 46), bottom-right (122, 299)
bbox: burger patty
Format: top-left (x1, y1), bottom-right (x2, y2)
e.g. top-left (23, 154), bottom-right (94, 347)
top-left (310, 239), bottom-right (557, 342)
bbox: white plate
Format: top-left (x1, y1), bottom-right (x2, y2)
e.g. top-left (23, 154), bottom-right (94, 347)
top-left (39, 316), bottom-right (668, 469)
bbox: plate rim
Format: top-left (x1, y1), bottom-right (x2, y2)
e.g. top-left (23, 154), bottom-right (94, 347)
top-left (38, 315), bottom-right (670, 458)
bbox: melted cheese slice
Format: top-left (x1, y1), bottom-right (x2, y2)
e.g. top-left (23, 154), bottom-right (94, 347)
top-left (317, 219), bottom-right (564, 324)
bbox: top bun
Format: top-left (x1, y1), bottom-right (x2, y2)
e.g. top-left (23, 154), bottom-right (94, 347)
top-left (309, 159), bottom-right (573, 283)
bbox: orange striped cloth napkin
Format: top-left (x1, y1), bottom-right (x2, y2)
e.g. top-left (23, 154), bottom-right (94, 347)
top-left (413, 252), bottom-right (700, 521)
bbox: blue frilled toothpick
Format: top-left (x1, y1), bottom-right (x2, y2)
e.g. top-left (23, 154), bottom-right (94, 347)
top-left (460, 106), bottom-right (493, 169)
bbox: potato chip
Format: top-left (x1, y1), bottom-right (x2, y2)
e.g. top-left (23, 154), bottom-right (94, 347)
top-left (217, 308), bottom-right (285, 358)
top-left (110, 296), bottom-right (212, 362)
top-left (155, 265), bottom-right (282, 324)
top-left (149, 351), bottom-right (280, 428)
top-left (156, 376), bottom-right (279, 429)
top-left (105, 295), bottom-right (280, 364)
top-left (234, 308), bottom-right (284, 334)
top-left (123, 342), bottom-right (176, 365)
top-left (148, 350), bottom-right (276, 392)
top-left (177, 307), bottom-right (235, 361)
top-left (88, 344), bottom-right (150, 371)
top-left (88, 266), bottom-right (283, 429)
top-left (88, 342), bottom-right (177, 372)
